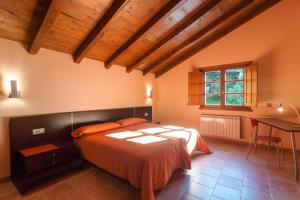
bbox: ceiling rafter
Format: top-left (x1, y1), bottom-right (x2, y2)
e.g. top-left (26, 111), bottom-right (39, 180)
top-left (73, 0), bottom-right (127, 63)
top-left (29, 0), bottom-right (65, 54)
top-left (104, 0), bottom-right (182, 69)
top-left (0, 0), bottom-right (281, 77)
top-left (125, 0), bottom-right (221, 73)
top-left (155, 0), bottom-right (281, 78)
top-left (143, 0), bottom-right (253, 76)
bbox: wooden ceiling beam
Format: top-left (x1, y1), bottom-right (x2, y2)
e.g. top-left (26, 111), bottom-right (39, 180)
top-left (73, 0), bottom-right (126, 63)
top-left (155, 0), bottom-right (281, 78)
top-left (29, 0), bottom-right (64, 54)
top-left (125, 0), bottom-right (220, 73)
top-left (104, 0), bottom-right (182, 69)
top-left (143, 0), bottom-right (253, 76)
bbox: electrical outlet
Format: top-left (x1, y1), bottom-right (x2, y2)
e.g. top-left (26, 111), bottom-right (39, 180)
top-left (32, 128), bottom-right (46, 135)
top-left (266, 103), bottom-right (273, 107)
top-left (144, 112), bottom-right (149, 117)
top-left (39, 128), bottom-right (45, 134)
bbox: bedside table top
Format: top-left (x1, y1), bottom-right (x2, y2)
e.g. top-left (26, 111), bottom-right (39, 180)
top-left (19, 144), bottom-right (58, 157)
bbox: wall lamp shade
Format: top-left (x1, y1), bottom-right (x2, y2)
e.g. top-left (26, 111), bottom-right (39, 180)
top-left (9, 80), bottom-right (20, 98)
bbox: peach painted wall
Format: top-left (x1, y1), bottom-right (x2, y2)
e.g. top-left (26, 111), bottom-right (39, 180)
top-left (0, 38), bottom-right (154, 178)
top-left (154, 0), bottom-right (300, 149)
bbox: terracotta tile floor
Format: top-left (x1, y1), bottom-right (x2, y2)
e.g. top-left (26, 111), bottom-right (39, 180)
top-left (1, 140), bottom-right (300, 200)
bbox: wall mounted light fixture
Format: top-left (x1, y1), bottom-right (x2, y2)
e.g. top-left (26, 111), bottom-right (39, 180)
top-left (9, 80), bottom-right (20, 98)
top-left (147, 89), bottom-right (152, 98)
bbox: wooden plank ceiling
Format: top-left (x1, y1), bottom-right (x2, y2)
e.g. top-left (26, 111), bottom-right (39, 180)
top-left (0, 0), bottom-right (280, 78)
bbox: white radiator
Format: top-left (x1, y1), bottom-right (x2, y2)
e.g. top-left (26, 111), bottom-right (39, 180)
top-left (200, 115), bottom-right (240, 139)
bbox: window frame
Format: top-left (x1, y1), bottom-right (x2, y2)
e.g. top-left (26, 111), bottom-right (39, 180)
top-left (200, 65), bottom-right (252, 111)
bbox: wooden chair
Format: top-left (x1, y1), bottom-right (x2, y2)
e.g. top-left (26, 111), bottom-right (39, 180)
top-left (246, 118), bottom-right (284, 168)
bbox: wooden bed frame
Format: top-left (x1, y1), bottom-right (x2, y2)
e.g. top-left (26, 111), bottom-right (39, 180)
top-left (9, 106), bottom-right (152, 193)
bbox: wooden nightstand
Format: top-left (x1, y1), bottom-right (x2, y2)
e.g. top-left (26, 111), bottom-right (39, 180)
top-left (149, 120), bottom-right (160, 124)
top-left (14, 142), bottom-right (82, 194)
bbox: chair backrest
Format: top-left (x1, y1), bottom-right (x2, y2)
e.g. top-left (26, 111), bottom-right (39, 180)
top-left (250, 118), bottom-right (258, 138)
top-left (250, 118), bottom-right (258, 127)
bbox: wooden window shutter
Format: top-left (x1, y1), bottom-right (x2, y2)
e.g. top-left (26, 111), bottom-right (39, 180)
top-left (244, 63), bottom-right (258, 107)
top-left (188, 71), bottom-right (204, 105)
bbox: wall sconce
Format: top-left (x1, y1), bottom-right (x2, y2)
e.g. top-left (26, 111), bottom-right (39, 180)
top-left (9, 80), bottom-right (20, 98)
top-left (147, 89), bottom-right (152, 98)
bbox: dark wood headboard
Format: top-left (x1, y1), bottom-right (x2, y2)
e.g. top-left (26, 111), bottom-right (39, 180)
top-left (9, 106), bottom-right (152, 177)
top-left (72, 107), bottom-right (133, 129)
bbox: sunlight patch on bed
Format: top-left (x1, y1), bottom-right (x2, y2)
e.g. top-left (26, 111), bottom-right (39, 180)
top-left (185, 129), bottom-right (198, 154)
top-left (163, 125), bottom-right (184, 130)
top-left (137, 127), bottom-right (170, 134)
top-left (106, 131), bottom-right (143, 139)
top-left (160, 131), bottom-right (191, 141)
top-left (127, 136), bottom-right (166, 144)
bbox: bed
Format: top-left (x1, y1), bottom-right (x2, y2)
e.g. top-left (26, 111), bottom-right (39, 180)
top-left (73, 119), bottom-right (211, 200)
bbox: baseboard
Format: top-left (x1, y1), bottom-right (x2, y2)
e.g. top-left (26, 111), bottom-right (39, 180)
top-left (202, 135), bottom-right (300, 154)
top-left (202, 135), bottom-right (249, 146)
top-left (0, 176), bottom-right (10, 183)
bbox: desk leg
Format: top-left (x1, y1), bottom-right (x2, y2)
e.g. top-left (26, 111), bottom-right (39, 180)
top-left (268, 126), bottom-right (273, 150)
top-left (291, 132), bottom-right (299, 181)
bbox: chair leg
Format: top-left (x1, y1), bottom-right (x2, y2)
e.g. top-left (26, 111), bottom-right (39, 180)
top-left (281, 140), bottom-right (285, 161)
top-left (246, 139), bottom-right (254, 159)
top-left (253, 139), bottom-right (257, 153)
top-left (276, 143), bottom-right (280, 169)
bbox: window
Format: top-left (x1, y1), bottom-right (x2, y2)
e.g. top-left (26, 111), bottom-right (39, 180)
top-left (205, 71), bottom-right (221, 105)
top-left (225, 69), bottom-right (244, 106)
top-left (188, 61), bottom-right (257, 111)
top-left (204, 68), bottom-right (245, 106)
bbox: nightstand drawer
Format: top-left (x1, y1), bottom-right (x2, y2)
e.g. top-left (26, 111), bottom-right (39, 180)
top-left (24, 151), bottom-right (54, 175)
top-left (52, 145), bottom-right (77, 166)
top-left (22, 144), bottom-right (77, 175)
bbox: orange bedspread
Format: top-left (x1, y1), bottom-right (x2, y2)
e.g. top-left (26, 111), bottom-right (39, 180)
top-left (75, 123), bottom-right (211, 200)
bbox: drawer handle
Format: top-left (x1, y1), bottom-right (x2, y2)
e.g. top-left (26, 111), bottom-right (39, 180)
top-left (52, 153), bottom-right (56, 157)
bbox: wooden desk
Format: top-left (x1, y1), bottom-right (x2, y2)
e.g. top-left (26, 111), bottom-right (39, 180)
top-left (257, 118), bottom-right (300, 181)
